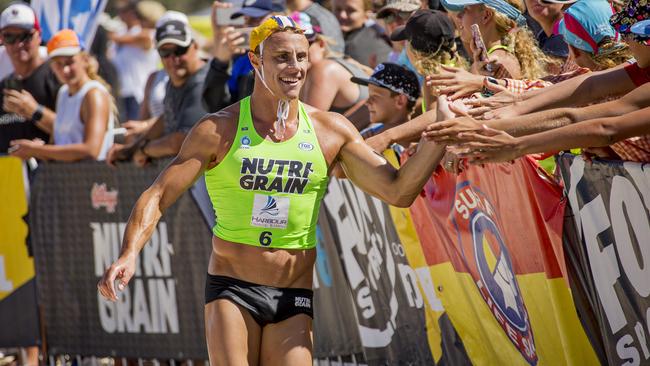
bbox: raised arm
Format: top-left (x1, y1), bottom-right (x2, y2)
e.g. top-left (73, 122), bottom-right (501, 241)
top-left (425, 82), bottom-right (650, 143)
top-left (98, 116), bottom-right (221, 300)
top-left (499, 65), bottom-right (635, 117)
top-left (334, 113), bottom-right (445, 207)
top-left (455, 106), bottom-right (650, 163)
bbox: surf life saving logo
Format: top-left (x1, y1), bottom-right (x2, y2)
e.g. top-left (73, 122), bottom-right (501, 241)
top-left (452, 181), bottom-right (538, 365)
top-left (240, 136), bottom-right (251, 149)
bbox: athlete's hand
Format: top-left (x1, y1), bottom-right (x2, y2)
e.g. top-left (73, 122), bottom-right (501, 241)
top-left (98, 253), bottom-right (137, 301)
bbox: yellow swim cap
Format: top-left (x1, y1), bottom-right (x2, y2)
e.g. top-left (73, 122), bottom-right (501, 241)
top-left (250, 15), bottom-right (303, 52)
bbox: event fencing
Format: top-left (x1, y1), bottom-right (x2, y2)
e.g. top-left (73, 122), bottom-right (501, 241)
top-left (0, 153), bottom-right (647, 365)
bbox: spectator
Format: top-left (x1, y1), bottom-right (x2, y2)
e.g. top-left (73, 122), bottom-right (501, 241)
top-left (298, 12), bottom-right (373, 115)
top-left (286, 0), bottom-right (346, 53)
top-left (9, 30), bottom-right (115, 161)
top-left (558, 0), bottom-right (631, 71)
top-left (376, 0), bottom-right (421, 63)
top-left (332, 0), bottom-right (393, 67)
top-left (107, 11), bottom-right (209, 166)
top-left (203, 0), bottom-right (285, 111)
top-left (0, 2), bottom-right (60, 153)
top-left (524, 0), bottom-right (569, 60)
top-left (351, 62), bottom-right (420, 133)
top-left (111, 0), bottom-right (160, 121)
top-left (391, 10), bottom-right (466, 108)
top-left (443, 0), bottom-right (554, 80)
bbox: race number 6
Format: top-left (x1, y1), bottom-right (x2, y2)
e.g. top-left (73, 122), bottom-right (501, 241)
top-left (259, 231), bottom-right (273, 246)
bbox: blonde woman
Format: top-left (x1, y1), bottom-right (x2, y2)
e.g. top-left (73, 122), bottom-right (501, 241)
top-left (10, 29), bottom-right (114, 161)
top-left (445, 0), bottom-right (553, 79)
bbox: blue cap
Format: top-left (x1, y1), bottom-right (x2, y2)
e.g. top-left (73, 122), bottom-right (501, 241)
top-left (558, 0), bottom-right (616, 55)
top-left (440, 0), bottom-right (526, 26)
top-left (231, 0), bottom-right (286, 19)
top-left (631, 19), bottom-right (650, 37)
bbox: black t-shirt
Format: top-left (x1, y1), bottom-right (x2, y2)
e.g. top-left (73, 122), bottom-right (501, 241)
top-left (0, 61), bottom-right (61, 152)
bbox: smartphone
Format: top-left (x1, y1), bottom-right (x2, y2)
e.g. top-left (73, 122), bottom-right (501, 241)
top-left (236, 27), bottom-right (254, 47)
top-left (5, 77), bottom-right (22, 91)
top-left (471, 24), bottom-right (489, 63)
top-left (214, 0), bottom-right (245, 26)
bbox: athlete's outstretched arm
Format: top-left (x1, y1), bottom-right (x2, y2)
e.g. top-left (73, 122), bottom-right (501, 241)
top-left (334, 113), bottom-right (445, 208)
top-left (98, 116), bottom-right (221, 301)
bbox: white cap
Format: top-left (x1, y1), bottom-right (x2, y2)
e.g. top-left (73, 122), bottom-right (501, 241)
top-left (0, 3), bottom-right (39, 31)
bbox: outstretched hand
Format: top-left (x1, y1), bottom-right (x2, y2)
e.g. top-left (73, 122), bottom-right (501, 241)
top-left (447, 126), bottom-right (522, 164)
top-left (426, 65), bottom-right (484, 100)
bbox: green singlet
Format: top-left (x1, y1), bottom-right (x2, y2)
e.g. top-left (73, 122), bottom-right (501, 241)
top-left (204, 97), bottom-right (329, 249)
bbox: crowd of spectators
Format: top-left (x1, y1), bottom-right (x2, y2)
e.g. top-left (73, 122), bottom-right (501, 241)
top-left (1, 0), bottom-right (649, 363)
top-left (2, 0), bottom-right (648, 167)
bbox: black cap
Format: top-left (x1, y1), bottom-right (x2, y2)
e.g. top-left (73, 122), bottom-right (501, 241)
top-left (231, 0), bottom-right (286, 19)
top-left (391, 9), bottom-right (455, 54)
top-left (351, 63), bottom-right (420, 102)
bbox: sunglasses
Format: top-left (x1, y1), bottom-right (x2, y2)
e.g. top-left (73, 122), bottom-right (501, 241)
top-left (158, 44), bottom-right (190, 58)
top-left (2, 30), bottom-right (35, 45)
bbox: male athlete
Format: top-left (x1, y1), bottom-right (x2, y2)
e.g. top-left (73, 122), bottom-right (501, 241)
top-left (98, 16), bottom-right (444, 365)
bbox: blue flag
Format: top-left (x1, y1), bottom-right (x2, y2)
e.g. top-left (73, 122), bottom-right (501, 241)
top-left (31, 0), bottom-right (108, 47)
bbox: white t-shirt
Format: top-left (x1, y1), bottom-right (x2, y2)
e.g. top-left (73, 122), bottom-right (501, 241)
top-left (112, 25), bottom-right (159, 102)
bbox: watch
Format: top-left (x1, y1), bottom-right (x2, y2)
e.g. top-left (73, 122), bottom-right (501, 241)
top-left (31, 104), bottom-right (44, 122)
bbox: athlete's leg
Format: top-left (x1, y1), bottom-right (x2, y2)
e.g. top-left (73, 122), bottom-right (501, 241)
top-left (259, 314), bottom-right (313, 365)
top-left (205, 299), bottom-right (262, 366)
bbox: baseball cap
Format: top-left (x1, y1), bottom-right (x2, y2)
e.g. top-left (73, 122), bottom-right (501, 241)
top-left (250, 15), bottom-right (303, 51)
top-left (231, 0), bottom-right (286, 19)
top-left (351, 63), bottom-right (421, 102)
top-left (377, 0), bottom-right (421, 19)
top-left (0, 3), bottom-right (40, 31)
top-left (289, 11), bottom-right (321, 42)
top-left (440, 0), bottom-right (527, 26)
top-left (155, 11), bottom-right (192, 48)
top-left (610, 0), bottom-right (650, 46)
top-left (391, 9), bottom-right (455, 54)
top-left (558, 0), bottom-right (616, 55)
top-left (47, 29), bottom-right (84, 58)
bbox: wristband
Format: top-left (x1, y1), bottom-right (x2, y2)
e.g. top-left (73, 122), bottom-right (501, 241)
top-left (32, 104), bottom-right (44, 122)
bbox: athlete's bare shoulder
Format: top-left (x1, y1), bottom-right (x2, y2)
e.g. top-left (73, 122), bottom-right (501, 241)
top-left (184, 102), bottom-right (242, 164)
top-left (302, 103), bottom-right (360, 140)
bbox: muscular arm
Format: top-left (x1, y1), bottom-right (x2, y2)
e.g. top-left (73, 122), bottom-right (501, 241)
top-left (98, 116), bottom-right (221, 300)
top-left (334, 113), bottom-right (445, 207)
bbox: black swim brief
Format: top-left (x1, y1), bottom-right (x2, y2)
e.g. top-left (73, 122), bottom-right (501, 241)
top-left (205, 274), bottom-right (314, 326)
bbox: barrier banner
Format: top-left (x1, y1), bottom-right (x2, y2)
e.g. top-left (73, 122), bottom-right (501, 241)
top-left (312, 211), bottom-right (364, 358)
top-left (558, 154), bottom-right (650, 366)
top-left (321, 177), bottom-right (436, 365)
top-left (30, 161), bottom-right (211, 359)
top-left (0, 156), bottom-right (40, 347)
top-left (408, 156), bottom-right (599, 365)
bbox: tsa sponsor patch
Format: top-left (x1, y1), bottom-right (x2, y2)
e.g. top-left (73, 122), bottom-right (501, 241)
top-left (251, 194), bottom-right (289, 229)
top-left (453, 181), bottom-right (538, 365)
top-left (298, 142), bottom-right (313, 151)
